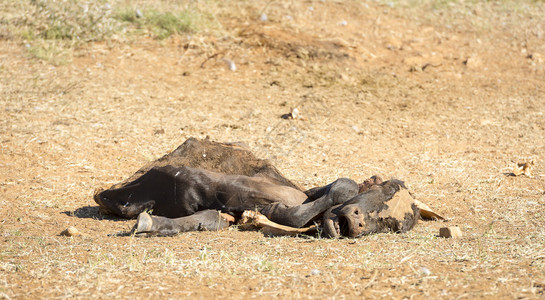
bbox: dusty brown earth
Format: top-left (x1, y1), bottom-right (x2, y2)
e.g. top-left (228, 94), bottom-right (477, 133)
top-left (1, 0), bottom-right (545, 298)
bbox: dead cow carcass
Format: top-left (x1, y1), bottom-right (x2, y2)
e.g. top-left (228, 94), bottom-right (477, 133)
top-left (94, 138), bottom-right (420, 237)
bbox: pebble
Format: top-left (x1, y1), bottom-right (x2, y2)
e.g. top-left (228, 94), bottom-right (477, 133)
top-left (464, 55), bottom-right (482, 69)
top-left (529, 53), bottom-right (542, 63)
top-left (223, 59), bottom-right (236, 71)
top-left (311, 269), bottom-right (321, 276)
top-left (439, 226), bottom-right (463, 238)
top-left (60, 226), bottom-right (81, 237)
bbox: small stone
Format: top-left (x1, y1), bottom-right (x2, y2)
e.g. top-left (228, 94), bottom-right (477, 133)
top-left (403, 56), bottom-right (425, 72)
top-left (528, 53), bottom-right (542, 63)
top-left (291, 108), bottom-right (300, 119)
top-left (281, 108), bottom-right (307, 120)
top-left (385, 36), bottom-right (402, 50)
top-left (223, 59), bottom-right (236, 71)
top-left (464, 55), bottom-right (482, 69)
top-left (260, 13), bottom-right (268, 22)
top-left (61, 226), bottom-right (81, 237)
top-left (153, 128), bottom-right (165, 135)
top-left (135, 9), bottom-right (143, 19)
top-left (439, 226), bottom-right (462, 238)
top-left (311, 269), bottom-right (320, 276)
top-left (420, 267), bottom-right (431, 276)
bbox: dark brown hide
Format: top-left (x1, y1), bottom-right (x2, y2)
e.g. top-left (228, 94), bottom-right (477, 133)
top-left (358, 175), bottom-right (383, 193)
top-left (106, 137), bottom-right (300, 190)
top-left (96, 165), bottom-right (308, 219)
top-left (94, 137), bottom-right (301, 218)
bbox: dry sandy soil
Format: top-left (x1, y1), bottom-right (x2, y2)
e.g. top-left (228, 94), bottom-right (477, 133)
top-left (1, 0), bottom-right (545, 298)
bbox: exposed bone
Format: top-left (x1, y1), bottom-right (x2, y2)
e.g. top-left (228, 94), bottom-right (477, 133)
top-left (240, 210), bottom-right (316, 236)
top-left (414, 199), bottom-right (444, 220)
top-left (377, 189), bottom-right (415, 220)
top-left (357, 175), bottom-right (444, 221)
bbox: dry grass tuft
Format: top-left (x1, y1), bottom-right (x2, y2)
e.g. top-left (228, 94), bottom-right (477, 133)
top-left (3, 0), bottom-right (219, 64)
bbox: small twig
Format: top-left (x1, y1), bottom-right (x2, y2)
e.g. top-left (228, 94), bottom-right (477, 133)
top-left (258, 0), bottom-right (275, 17)
top-left (60, 80), bottom-right (82, 95)
top-left (364, 269), bottom-right (378, 289)
top-left (176, 38), bottom-right (193, 65)
top-left (422, 63), bottom-right (442, 71)
top-left (200, 51), bottom-right (226, 68)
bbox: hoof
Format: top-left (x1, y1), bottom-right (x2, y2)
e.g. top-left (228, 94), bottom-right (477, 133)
top-left (133, 212), bottom-right (153, 234)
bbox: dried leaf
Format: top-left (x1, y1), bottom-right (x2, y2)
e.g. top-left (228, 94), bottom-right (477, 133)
top-left (281, 107), bottom-right (307, 120)
top-left (513, 161), bottom-right (534, 177)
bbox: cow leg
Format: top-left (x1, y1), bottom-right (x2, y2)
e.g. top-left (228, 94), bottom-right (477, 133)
top-left (261, 178), bottom-right (359, 228)
top-left (133, 210), bottom-right (232, 236)
top-left (303, 183), bottom-right (332, 203)
top-left (304, 176), bottom-right (384, 202)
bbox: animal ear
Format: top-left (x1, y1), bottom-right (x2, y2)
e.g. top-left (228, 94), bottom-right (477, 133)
top-left (413, 199), bottom-right (444, 220)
